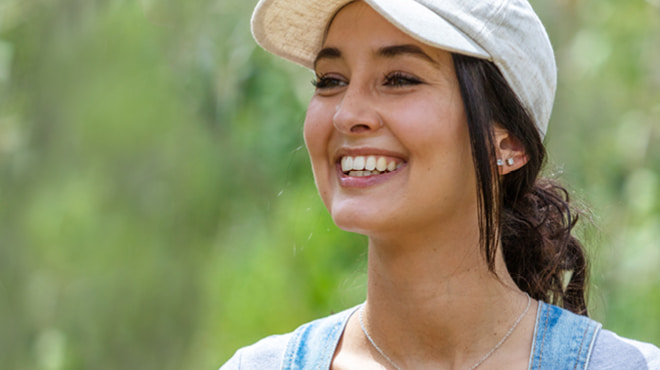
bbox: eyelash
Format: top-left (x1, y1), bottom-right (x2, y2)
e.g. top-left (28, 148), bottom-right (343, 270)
top-left (383, 72), bottom-right (422, 87)
top-left (311, 74), bottom-right (345, 89)
top-left (311, 72), bottom-right (422, 89)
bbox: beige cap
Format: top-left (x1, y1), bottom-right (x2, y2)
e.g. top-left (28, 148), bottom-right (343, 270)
top-left (251, 0), bottom-right (557, 138)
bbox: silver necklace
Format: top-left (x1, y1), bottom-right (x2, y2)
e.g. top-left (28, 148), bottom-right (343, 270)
top-left (358, 293), bottom-right (532, 370)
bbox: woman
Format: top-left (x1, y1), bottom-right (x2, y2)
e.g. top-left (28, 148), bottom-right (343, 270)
top-left (222, 0), bottom-right (660, 369)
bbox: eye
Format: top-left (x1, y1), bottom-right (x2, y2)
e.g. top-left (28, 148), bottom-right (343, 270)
top-left (311, 74), bottom-right (347, 90)
top-left (383, 72), bottom-right (422, 87)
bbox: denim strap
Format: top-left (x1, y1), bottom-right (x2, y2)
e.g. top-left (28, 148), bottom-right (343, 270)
top-left (281, 302), bottom-right (601, 369)
top-left (281, 306), bottom-right (359, 369)
top-left (529, 302), bottom-right (602, 370)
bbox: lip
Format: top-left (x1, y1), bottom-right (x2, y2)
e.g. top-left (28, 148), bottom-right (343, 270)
top-left (334, 147), bottom-right (408, 188)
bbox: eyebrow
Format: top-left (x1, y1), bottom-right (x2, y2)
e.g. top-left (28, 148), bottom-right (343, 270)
top-left (313, 44), bottom-right (438, 69)
top-left (314, 47), bottom-right (342, 69)
top-left (376, 44), bottom-right (438, 65)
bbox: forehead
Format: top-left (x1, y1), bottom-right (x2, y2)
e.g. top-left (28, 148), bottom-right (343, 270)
top-left (320, 2), bottom-right (452, 68)
top-left (325, 2), bottom-right (418, 46)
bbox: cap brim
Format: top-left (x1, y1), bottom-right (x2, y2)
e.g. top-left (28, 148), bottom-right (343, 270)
top-left (364, 0), bottom-right (489, 60)
top-left (251, 0), bottom-right (490, 70)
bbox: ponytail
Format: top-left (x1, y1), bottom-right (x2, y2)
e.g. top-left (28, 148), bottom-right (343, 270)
top-left (501, 179), bottom-right (588, 315)
top-left (453, 54), bottom-right (589, 315)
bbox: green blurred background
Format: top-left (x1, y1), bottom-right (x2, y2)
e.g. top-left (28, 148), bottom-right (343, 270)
top-left (0, 0), bottom-right (658, 369)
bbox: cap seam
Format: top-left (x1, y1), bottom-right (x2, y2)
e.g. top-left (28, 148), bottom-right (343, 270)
top-left (473, 0), bottom-right (507, 53)
top-left (414, 0), bottom-right (493, 59)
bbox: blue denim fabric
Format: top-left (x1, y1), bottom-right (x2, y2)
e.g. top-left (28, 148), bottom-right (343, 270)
top-left (276, 302), bottom-right (601, 369)
top-left (221, 302), bottom-right (659, 369)
top-left (529, 302), bottom-right (601, 369)
top-left (281, 307), bottom-right (358, 369)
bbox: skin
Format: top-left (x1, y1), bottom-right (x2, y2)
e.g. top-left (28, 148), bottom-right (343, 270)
top-left (304, 2), bottom-right (535, 370)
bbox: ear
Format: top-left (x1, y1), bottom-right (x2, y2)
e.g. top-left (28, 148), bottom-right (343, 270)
top-left (493, 126), bottom-right (528, 175)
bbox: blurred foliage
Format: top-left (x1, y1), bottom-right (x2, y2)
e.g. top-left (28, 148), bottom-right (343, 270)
top-left (0, 0), bottom-right (657, 369)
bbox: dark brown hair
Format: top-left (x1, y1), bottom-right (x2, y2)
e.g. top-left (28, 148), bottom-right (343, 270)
top-left (452, 54), bottom-right (589, 315)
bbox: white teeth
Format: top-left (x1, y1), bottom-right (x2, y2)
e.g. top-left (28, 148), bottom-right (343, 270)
top-left (365, 156), bottom-right (376, 171)
top-left (341, 155), bottom-right (403, 176)
top-left (376, 157), bottom-right (387, 171)
top-left (352, 156), bottom-right (365, 170)
top-left (341, 156), bottom-right (353, 172)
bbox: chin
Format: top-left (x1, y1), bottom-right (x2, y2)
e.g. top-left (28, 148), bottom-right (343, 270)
top-left (332, 215), bottom-right (367, 234)
top-left (327, 200), bottom-right (393, 236)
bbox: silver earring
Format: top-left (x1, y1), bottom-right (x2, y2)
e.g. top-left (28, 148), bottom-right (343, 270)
top-left (506, 158), bottom-right (515, 166)
top-left (497, 159), bottom-right (504, 166)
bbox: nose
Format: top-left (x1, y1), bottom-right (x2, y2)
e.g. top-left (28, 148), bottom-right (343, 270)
top-left (332, 85), bottom-right (382, 134)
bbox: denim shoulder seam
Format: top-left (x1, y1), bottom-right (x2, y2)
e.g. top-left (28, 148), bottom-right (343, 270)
top-left (318, 316), bottom-right (345, 369)
top-left (582, 320), bottom-right (602, 368)
top-left (575, 314), bottom-right (602, 369)
top-left (529, 302), bottom-right (603, 370)
top-left (282, 321), bottom-right (304, 369)
top-left (528, 301), bottom-right (543, 370)
top-left (538, 301), bottom-right (551, 365)
top-left (573, 318), bottom-right (591, 370)
top-left (281, 305), bottom-right (361, 369)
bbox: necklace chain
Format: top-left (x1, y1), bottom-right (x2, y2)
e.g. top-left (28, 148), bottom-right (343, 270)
top-left (359, 307), bottom-right (403, 370)
top-left (358, 293), bottom-right (532, 370)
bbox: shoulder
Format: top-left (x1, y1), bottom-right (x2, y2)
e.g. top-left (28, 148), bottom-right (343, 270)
top-left (531, 302), bottom-right (602, 368)
top-left (531, 303), bottom-right (659, 369)
top-left (219, 305), bottom-right (360, 370)
top-left (588, 329), bottom-right (660, 370)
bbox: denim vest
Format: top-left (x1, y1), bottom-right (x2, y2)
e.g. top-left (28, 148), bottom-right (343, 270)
top-left (281, 301), bottom-right (602, 369)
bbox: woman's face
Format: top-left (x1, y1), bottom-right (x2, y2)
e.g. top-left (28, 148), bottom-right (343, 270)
top-left (304, 1), bottom-right (478, 238)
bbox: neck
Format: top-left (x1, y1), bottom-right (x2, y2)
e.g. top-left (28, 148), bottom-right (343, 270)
top-left (361, 226), bottom-right (533, 369)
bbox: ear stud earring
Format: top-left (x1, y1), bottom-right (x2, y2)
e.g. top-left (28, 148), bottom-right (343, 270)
top-left (497, 158), bottom-right (515, 167)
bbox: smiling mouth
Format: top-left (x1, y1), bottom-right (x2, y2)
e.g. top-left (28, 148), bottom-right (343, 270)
top-left (340, 155), bottom-right (404, 177)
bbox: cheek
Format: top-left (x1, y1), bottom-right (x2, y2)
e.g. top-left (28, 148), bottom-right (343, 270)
top-left (303, 100), bottom-right (331, 163)
top-left (303, 100), bottom-right (334, 201)
top-left (388, 100), bottom-right (464, 154)
top-left (390, 98), bottom-right (473, 183)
